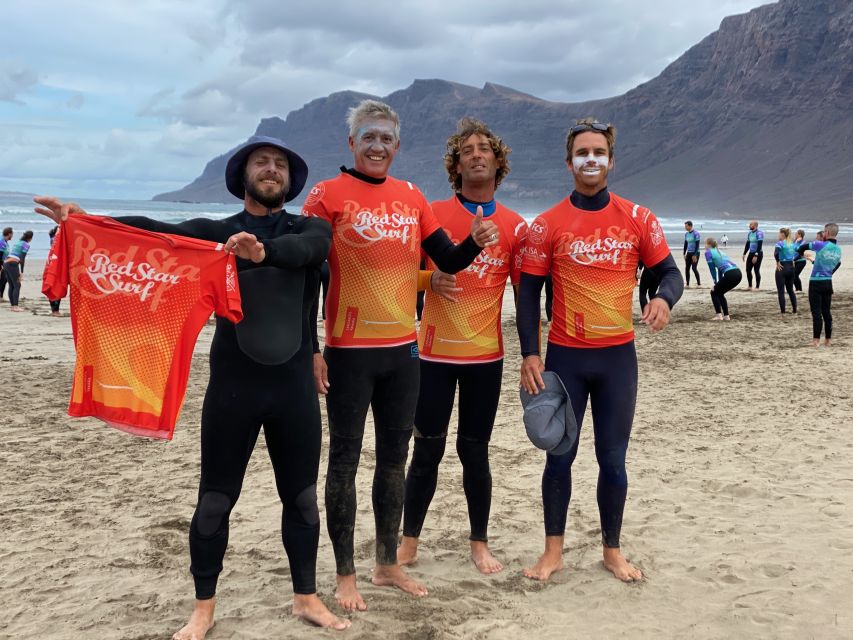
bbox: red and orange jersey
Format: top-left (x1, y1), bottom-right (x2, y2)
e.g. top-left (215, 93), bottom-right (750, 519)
top-left (301, 172), bottom-right (440, 348)
top-left (521, 193), bottom-right (670, 348)
top-left (43, 214), bottom-right (242, 439)
top-left (419, 197), bottom-right (527, 363)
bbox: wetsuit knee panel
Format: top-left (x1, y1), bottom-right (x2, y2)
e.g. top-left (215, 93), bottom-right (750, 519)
top-left (195, 491), bottom-right (232, 537)
top-left (328, 434), bottom-right (363, 467)
top-left (597, 449), bottom-right (628, 486)
top-left (544, 451), bottom-right (573, 479)
top-left (456, 436), bottom-right (489, 469)
top-left (375, 428), bottom-right (412, 465)
top-left (411, 435), bottom-right (447, 471)
top-left (291, 484), bottom-right (320, 526)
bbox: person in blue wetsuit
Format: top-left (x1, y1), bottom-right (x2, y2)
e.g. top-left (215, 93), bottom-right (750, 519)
top-left (774, 227), bottom-right (798, 314)
top-left (793, 229), bottom-right (807, 292)
top-left (705, 237), bottom-right (742, 320)
top-left (683, 220), bottom-right (701, 287)
top-left (0, 226), bottom-right (13, 301)
top-left (742, 220), bottom-right (764, 290)
top-left (797, 223), bottom-right (842, 347)
top-left (2, 230), bottom-right (33, 312)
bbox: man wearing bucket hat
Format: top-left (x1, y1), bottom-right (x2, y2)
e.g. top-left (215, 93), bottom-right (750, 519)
top-left (516, 118), bottom-right (683, 584)
top-left (34, 135), bottom-right (351, 635)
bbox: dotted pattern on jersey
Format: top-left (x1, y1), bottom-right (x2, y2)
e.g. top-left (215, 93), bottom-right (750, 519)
top-left (419, 199), bottom-right (526, 362)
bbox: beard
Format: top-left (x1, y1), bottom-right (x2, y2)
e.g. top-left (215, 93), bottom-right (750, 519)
top-left (244, 174), bottom-right (289, 209)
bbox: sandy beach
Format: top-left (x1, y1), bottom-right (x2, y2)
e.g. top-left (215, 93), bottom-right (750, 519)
top-left (2, 251), bottom-right (851, 640)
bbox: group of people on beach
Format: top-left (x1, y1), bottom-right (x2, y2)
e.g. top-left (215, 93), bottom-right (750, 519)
top-left (638, 219), bottom-right (841, 346)
top-left (0, 225), bottom-right (62, 315)
top-left (31, 99), bottom-right (839, 639)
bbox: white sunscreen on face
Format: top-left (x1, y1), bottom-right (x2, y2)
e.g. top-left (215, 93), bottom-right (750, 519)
top-left (572, 153), bottom-right (609, 172)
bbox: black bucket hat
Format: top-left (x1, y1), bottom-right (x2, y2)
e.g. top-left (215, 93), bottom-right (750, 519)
top-left (225, 135), bottom-right (308, 202)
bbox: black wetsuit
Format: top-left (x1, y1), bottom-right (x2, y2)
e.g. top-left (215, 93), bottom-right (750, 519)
top-left (116, 210), bottom-right (330, 598)
top-left (516, 189), bottom-right (683, 547)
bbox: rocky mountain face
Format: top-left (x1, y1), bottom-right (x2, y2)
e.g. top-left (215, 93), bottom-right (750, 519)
top-left (155, 0), bottom-right (853, 221)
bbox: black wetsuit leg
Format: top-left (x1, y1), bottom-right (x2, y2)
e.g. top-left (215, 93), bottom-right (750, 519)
top-left (3, 262), bottom-right (21, 306)
top-left (404, 359), bottom-right (502, 542)
top-left (745, 256), bottom-right (753, 287)
top-left (751, 252), bottom-right (763, 288)
top-left (775, 262), bottom-right (796, 313)
top-left (324, 343), bottom-right (420, 575)
top-left (0, 265), bottom-right (7, 298)
top-left (711, 269), bottom-right (742, 316)
top-left (49, 299), bottom-right (60, 313)
top-left (541, 342), bottom-right (638, 548)
top-left (684, 254), bottom-right (700, 286)
top-left (191, 337), bottom-right (322, 599)
top-left (809, 280), bottom-right (833, 339)
top-left (794, 260), bottom-right (806, 292)
top-left (691, 255), bottom-right (701, 285)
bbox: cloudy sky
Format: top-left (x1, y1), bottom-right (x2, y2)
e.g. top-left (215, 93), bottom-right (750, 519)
top-left (1, 0), bottom-right (770, 200)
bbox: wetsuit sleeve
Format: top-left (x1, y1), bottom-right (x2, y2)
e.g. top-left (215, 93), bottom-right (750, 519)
top-left (743, 239), bottom-right (750, 256)
top-left (683, 238), bottom-right (688, 255)
top-left (797, 242), bottom-right (811, 256)
top-left (647, 254), bottom-right (684, 309)
top-left (705, 252), bottom-right (718, 283)
top-left (114, 216), bottom-right (226, 243)
top-left (421, 228), bottom-right (482, 274)
top-left (310, 283), bottom-right (321, 353)
top-left (833, 262), bottom-right (841, 274)
top-left (756, 238), bottom-right (764, 253)
top-left (261, 217), bottom-right (331, 269)
top-left (517, 272), bottom-right (546, 357)
top-left (774, 245), bottom-right (781, 262)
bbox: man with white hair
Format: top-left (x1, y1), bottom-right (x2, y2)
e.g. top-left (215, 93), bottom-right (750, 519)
top-left (303, 99), bottom-right (499, 611)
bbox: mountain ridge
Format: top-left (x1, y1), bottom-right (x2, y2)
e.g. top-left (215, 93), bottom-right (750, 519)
top-left (155, 0), bottom-right (853, 222)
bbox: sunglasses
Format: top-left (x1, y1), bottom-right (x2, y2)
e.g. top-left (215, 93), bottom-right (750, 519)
top-left (569, 122), bottom-right (610, 134)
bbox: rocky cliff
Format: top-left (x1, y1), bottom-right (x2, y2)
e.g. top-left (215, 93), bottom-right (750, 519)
top-left (155, 0), bottom-right (853, 221)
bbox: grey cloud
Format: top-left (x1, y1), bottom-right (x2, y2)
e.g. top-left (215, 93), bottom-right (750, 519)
top-left (65, 93), bottom-right (85, 110)
top-left (0, 61), bottom-right (38, 104)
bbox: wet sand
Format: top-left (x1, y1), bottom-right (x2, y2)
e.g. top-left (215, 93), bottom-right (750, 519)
top-left (2, 253), bottom-right (851, 639)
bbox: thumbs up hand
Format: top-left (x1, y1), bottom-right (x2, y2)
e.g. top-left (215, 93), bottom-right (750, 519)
top-left (470, 206), bottom-right (499, 248)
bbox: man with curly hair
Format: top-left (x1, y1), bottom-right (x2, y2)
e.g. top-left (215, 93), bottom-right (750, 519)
top-left (398, 118), bottom-right (527, 574)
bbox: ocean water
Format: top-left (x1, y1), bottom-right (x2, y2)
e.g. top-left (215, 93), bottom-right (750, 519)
top-left (2, 193), bottom-right (844, 260)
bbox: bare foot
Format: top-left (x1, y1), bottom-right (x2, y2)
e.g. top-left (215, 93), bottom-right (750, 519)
top-left (372, 563), bottom-right (428, 597)
top-left (51, 311), bottom-right (61, 317)
top-left (602, 547), bottom-right (643, 582)
top-left (172, 598), bottom-right (215, 640)
top-left (824, 339), bottom-right (832, 347)
top-left (523, 536), bottom-right (563, 581)
top-left (397, 536), bottom-right (419, 566)
top-left (812, 338), bottom-right (821, 347)
top-left (471, 541), bottom-right (503, 574)
top-left (723, 315), bottom-right (731, 321)
top-left (10, 306), bottom-right (23, 312)
top-left (292, 593), bottom-right (351, 630)
top-left (334, 574), bottom-right (367, 612)
top-left (711, 314), bottom-right (723, 321)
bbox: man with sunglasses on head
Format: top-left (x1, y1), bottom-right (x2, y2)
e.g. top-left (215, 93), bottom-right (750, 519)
top-left (517, 118), bottom-right (683, 583)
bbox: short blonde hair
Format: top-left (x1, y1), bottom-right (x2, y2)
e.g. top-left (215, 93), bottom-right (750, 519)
top-left (346, 99), bottom-right (400, 139)
top-left (705, 237), bottom-right (718, 248)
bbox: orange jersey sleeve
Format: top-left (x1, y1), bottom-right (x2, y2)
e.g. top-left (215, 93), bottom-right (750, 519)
top-left (43, 214), bottom-right (242, 439)
top-left (302, 173), bottom-right (437, 348)
top-left (521, 193), bottom-right (669, 348)
top-left (418, 198), bottom-right (527, 363)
